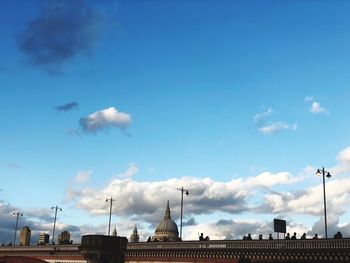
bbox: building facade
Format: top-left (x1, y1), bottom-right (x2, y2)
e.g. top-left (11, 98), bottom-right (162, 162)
top-left (58, 231), bottom-right (71, 245)
top-left (19, 226), bottom-right (31, 246)
top-left (38, 233), bottom-right (50, 245)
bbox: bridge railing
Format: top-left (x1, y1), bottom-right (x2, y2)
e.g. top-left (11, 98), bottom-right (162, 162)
top-left (127, 238), bottom-right (350, 251)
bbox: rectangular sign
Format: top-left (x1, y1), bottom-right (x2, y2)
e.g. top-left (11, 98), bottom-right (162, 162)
top-left (274, 218), bottom-right (286, 233)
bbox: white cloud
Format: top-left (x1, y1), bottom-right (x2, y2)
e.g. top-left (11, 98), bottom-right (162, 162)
top-left (244, 171), bottom-right (301, 188)
top-left (331, 146), bottom-right (350, 175)
top-left (261, 177), bottom-right (350, 217)
top-left (257, 122), bottom-right (297, 135)
top-left (254, 108), bottom-right (273, 122)
top-left (74, 170), bottom-right (93, 183)
top-left (5, 146), bottom-right (350, 243)
top-left (79, 107), bottom-right (131, 133)
top-left (338, 147), bottom-right (350, 163)
top-left (65, 167), bottom-right (303, 222)
top-left (254, 107), bottom-right (297, 136)
top-left (310, 102), bottom-right (328, 114)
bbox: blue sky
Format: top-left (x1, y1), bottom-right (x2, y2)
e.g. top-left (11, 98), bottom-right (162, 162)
top-left (1, 0), bottom-right (350, 244)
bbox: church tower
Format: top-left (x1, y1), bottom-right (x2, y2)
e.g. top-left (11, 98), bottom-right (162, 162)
top-left (130, 225), bottom-right (140, 243)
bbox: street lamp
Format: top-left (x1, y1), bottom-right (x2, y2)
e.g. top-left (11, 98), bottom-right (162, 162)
top-left (316, 167), bottom-right (332, 238)
top-left (51, 206), bottom-right (62, 244)
top-left (106, 197), bottom-right (115, 236)
top-left (12, 211), bottom-right (23, 245)
top-left (177, 187), bottom-right (189, 240)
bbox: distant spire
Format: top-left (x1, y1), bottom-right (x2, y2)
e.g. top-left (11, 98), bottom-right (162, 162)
top-left (164, 200), bottom-right (171, 220)
top-left (130, 224), bottom-right (139, 242)
top-left (112, 226), bottom-right (117, 236)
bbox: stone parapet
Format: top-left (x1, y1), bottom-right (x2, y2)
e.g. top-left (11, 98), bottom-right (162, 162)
top-left (126, 239), bottom-right (350, 262)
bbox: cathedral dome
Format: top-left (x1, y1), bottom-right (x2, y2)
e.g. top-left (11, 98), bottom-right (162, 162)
top-left (152, 201), bottom-right (180, 242)
top-left (155, 219), bottom-right (178, 233)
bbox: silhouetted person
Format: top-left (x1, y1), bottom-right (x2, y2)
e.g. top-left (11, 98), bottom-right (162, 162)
top-left (147, 236), bottom-right (151, 242)
top-left (301, 233), bottom-right (306, 240)
top-left (204, 236), bottom-right (210, 241)
top-left (247, 233), bottom-right (252, 240)
top-left (242, 236), bottom-right (247, 240)
top-left (285, 233), bottom-right (290, 240)
top-left (259, 234), bottom-right (263, 240)
top-left (312, 234), bottom-right (318, 239)
top-left (269, 233), bottom-right (273, 240)
top-left (291, 232), bottom-right (297, 240)
top-left (199, 233), bottom-right (204, 241)
top-left (334, 231), bottom-right (343, 239)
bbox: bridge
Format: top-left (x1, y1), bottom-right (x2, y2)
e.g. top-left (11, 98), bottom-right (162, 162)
top-left (126, 238), bottom-right (350, 262)
top-left (0, 237), bottom-right (349, 263)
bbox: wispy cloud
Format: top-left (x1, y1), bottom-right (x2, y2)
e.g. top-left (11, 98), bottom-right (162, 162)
top-left (257, 122), bottom-right (297, 135)
top-left (253, 108), bottom-right (273, 123)
top-left (117, 163), bottom-right (139, 178)
top-left (79, 107), bottom-right (131, 134)
top-left (304, 96), bottom-right (329, 115)
top-left (55, 102), bottom-right (79, 112)
top-left (254, 108), bottom-right (296, 135)
top-left (7, 163), bottom-right (21, 168)
top-left (304, 96), bottom-right (314, 102)
top-left (74, 170), bottom-right (93, 184)
top-left (16, 0), bottom-right (105, 74)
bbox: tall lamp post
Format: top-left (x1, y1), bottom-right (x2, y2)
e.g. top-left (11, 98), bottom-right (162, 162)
top-left (51, 206), bottom-right (62, 244)
top-left (177, 187), bottom-right (189, 240)
top-left (316, 167), bottom-right (332, 239)
top-left (13, 211), bottom-right (23, 245)
top-left (106, 197), bottom-right (115, 236)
